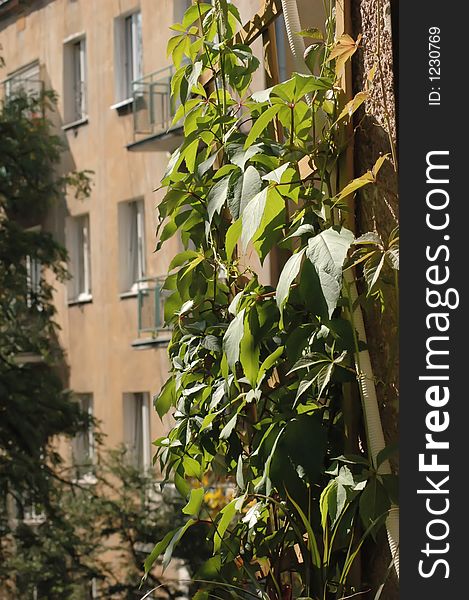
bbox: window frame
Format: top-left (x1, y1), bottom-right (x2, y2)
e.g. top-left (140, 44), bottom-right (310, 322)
top-left (113, 10), bottom-right (143, 106)
top-left (3, 60), bottom-right (42, 99)
top-left (63, 34), bottom-right (87, 125)
top-left (67, 214), bottom-right (92, 304)
top-left (123, 392), bottom-right (151, 471)
top-left (72, 393), bottom-right (95, 479)
top-left (118, 198), bottom-right (146, 294)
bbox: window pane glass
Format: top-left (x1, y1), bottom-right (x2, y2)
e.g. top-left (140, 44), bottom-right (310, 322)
top-left (124, 15), bottom-right (134, 97)
top-left (73, 394), bottom-right (93, 477)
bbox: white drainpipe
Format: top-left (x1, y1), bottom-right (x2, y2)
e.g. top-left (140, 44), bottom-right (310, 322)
top-left (280, 0), bottom-right (400, 578)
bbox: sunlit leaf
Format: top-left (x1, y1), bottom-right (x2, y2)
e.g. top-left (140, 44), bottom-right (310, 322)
top-left (182, 487), bottom-right (205, 516)
top-left (223, 308), bottom-right (246, 367)
top-left (241, 187), bottom-right (268, 250)
top-left (327, 33), bottom-right (362, 76)
top-left (276, 248), bottom-right (306, 318)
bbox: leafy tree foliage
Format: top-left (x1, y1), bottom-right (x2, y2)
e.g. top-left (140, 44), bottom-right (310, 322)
top-left (0, 87), bottom-right (208, 599)
top-left (0, 88), bottom-right (89, 524)
top-left (148, 2), bottom-right (399, 599)
top-left (4, 447), bottom-right (209, 599)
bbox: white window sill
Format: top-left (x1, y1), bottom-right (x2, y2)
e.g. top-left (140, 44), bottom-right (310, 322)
top-left (73, 472), bottom-right (97, 486)
top-left (62, 116), bottom-right (89, 131)
top-left (120, 281), bottom-right (148, 299)
top-left (110, 97), bottom-right (133, 111)
top-left (24, 515), bottom-right (46, 525)
top-left (68, 294), bottom-right (93, 306)
top-left (119, 290), bottom-right (139, 300)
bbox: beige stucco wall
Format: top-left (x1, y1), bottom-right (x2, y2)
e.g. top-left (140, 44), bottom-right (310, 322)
top-left (0, 0), bottom-right (327, 458)
top-left (0, 0), bottom-right (192, 455)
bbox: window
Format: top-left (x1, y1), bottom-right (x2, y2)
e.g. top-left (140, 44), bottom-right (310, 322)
top-left (123, 392), bottom-right (151, 470)
top-left (22, 495), bottom-right (45, 525)
top-left (63, 36), bottom-right (87, 124)
top-left (72, 394), bottom-right (94, 477)
top-left (4, 60), bottom-right (42, 99)
top-left (26, 255), bottom-right (42, 308)
top-left (118, 199), bottom-right (146, 293)
top-left (67, 214), bottom-right (92, 302)
top-left (114, 11), bottom-right (142, 104)
top-left (173, 0), bottom-right (192, 23)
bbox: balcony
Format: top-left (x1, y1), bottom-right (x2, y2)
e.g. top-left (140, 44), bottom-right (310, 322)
top-left (2, 69), bottom-right (45, 123)
top-left (131, 277), bottom-right (172, 349)
top-left (3, 76), bottom-right (44, 101)
top-left (127, 66), bottom-right (183, 153)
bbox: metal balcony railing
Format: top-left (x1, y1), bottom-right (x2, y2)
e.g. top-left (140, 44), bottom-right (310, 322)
top-left (137, 277), bottom-right (171, 336)
top-left (132, 66), bottom-right (177, 139)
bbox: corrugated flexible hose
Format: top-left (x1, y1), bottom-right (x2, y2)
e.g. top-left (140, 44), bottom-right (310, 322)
top-left (280, 0), bottom-right (400, 578)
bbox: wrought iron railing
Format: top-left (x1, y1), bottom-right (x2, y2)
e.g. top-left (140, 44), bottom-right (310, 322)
top-left (132, 66), bottom-right (177, 139)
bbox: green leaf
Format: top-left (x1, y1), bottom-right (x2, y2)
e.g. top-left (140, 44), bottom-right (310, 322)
top-left (336, 91), bottom-right (368, 123)
top-left (236, 455), bottom-right (245, 489)
top-left (240, 308), bottom-right (260, 387)
top-left (226, 169), bottom-right (243, 220)
top-left (365, 252), bottom-right (386, 294)
top-left (240, 165), bottom-right (262, 215)
top-left (284, 415), bottom-right (327, 483)
top-left (292, 73), bottom-right (332, 99)
top-left (335, 172), bottom-right (375, 201)
top-left (252, 187), bottom-right (285, 262)
top-left (262, 162), bottom-right (290, 184)
top-left (359, 478), bottom-right (390, 535)
top-left (386, 247), bottom-right (399, 270)
top-left (298, 28), bottom-right (324, 41)
top-left (162, 519), bottom-right (197, 570)
top-left (320, 479), bottom-right (337, 532)
top-left (169, 250), bottom-right (199, 271)
top-left (174, 471), bottom-right (191, 498)
top-left (286, 223), bottom-right (316, 239)
top-left (241, 187), bottom-right (268, 251)
top-left (207, 176), bottom-right (230, 222)
top-left (144, 529), bottom-right (175, 574)
top-left (167, 34), bottom-right (185, 58)
top-left (186, 60), bottom-right (203, 92)
top-left (244, 104), bottom-right (282, 149)
top-left (251, 87), bottom-right (274, 103)
top-left (306, 227), bottom-right (354, 317)
top-left (354, 232), bottom-right (383, 245)
top-left (228, 143), bottom-right (264, 170)
top-left (376, 443), bottom-right (399, 469)
top-left (276, 248), bottom-right (306, 318)
top-left (182, 487), bottom-right (205, 516)
top-left (220, 413), bottom-right (237, 440)
top-left (182, 3), bottom-right (211, 28)
top-left (285, 489), bottom-right (322, 569)
top-left (183, 455), bottom-right (202, 479)
top-left (257, 346), bottom-right (284, 385)
top-left (182, 138), bottom-right (199, 173)
top-left (181, 254), bottom-right (204, 279)
top-left (213, 499), bottom-right (238, 553)
top-left (335, 155), bottom-right (388, 202)
top-left (226, 218), bottom-right (242, 260)
top-left (223, 308), bottom-right (246, 367)
top-left (271, 77), bottom-right (296, 102)
top-left (202, 334), bottom-right (221, 352)
top-left (153, 378), bottom-right (176, 418)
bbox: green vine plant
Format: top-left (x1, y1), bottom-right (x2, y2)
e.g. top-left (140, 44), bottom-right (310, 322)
top-left (145, 2), bottom-right (399, 599)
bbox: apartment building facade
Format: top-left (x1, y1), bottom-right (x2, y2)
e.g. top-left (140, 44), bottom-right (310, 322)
top-left (0, 0), bottom-right (323, 470)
